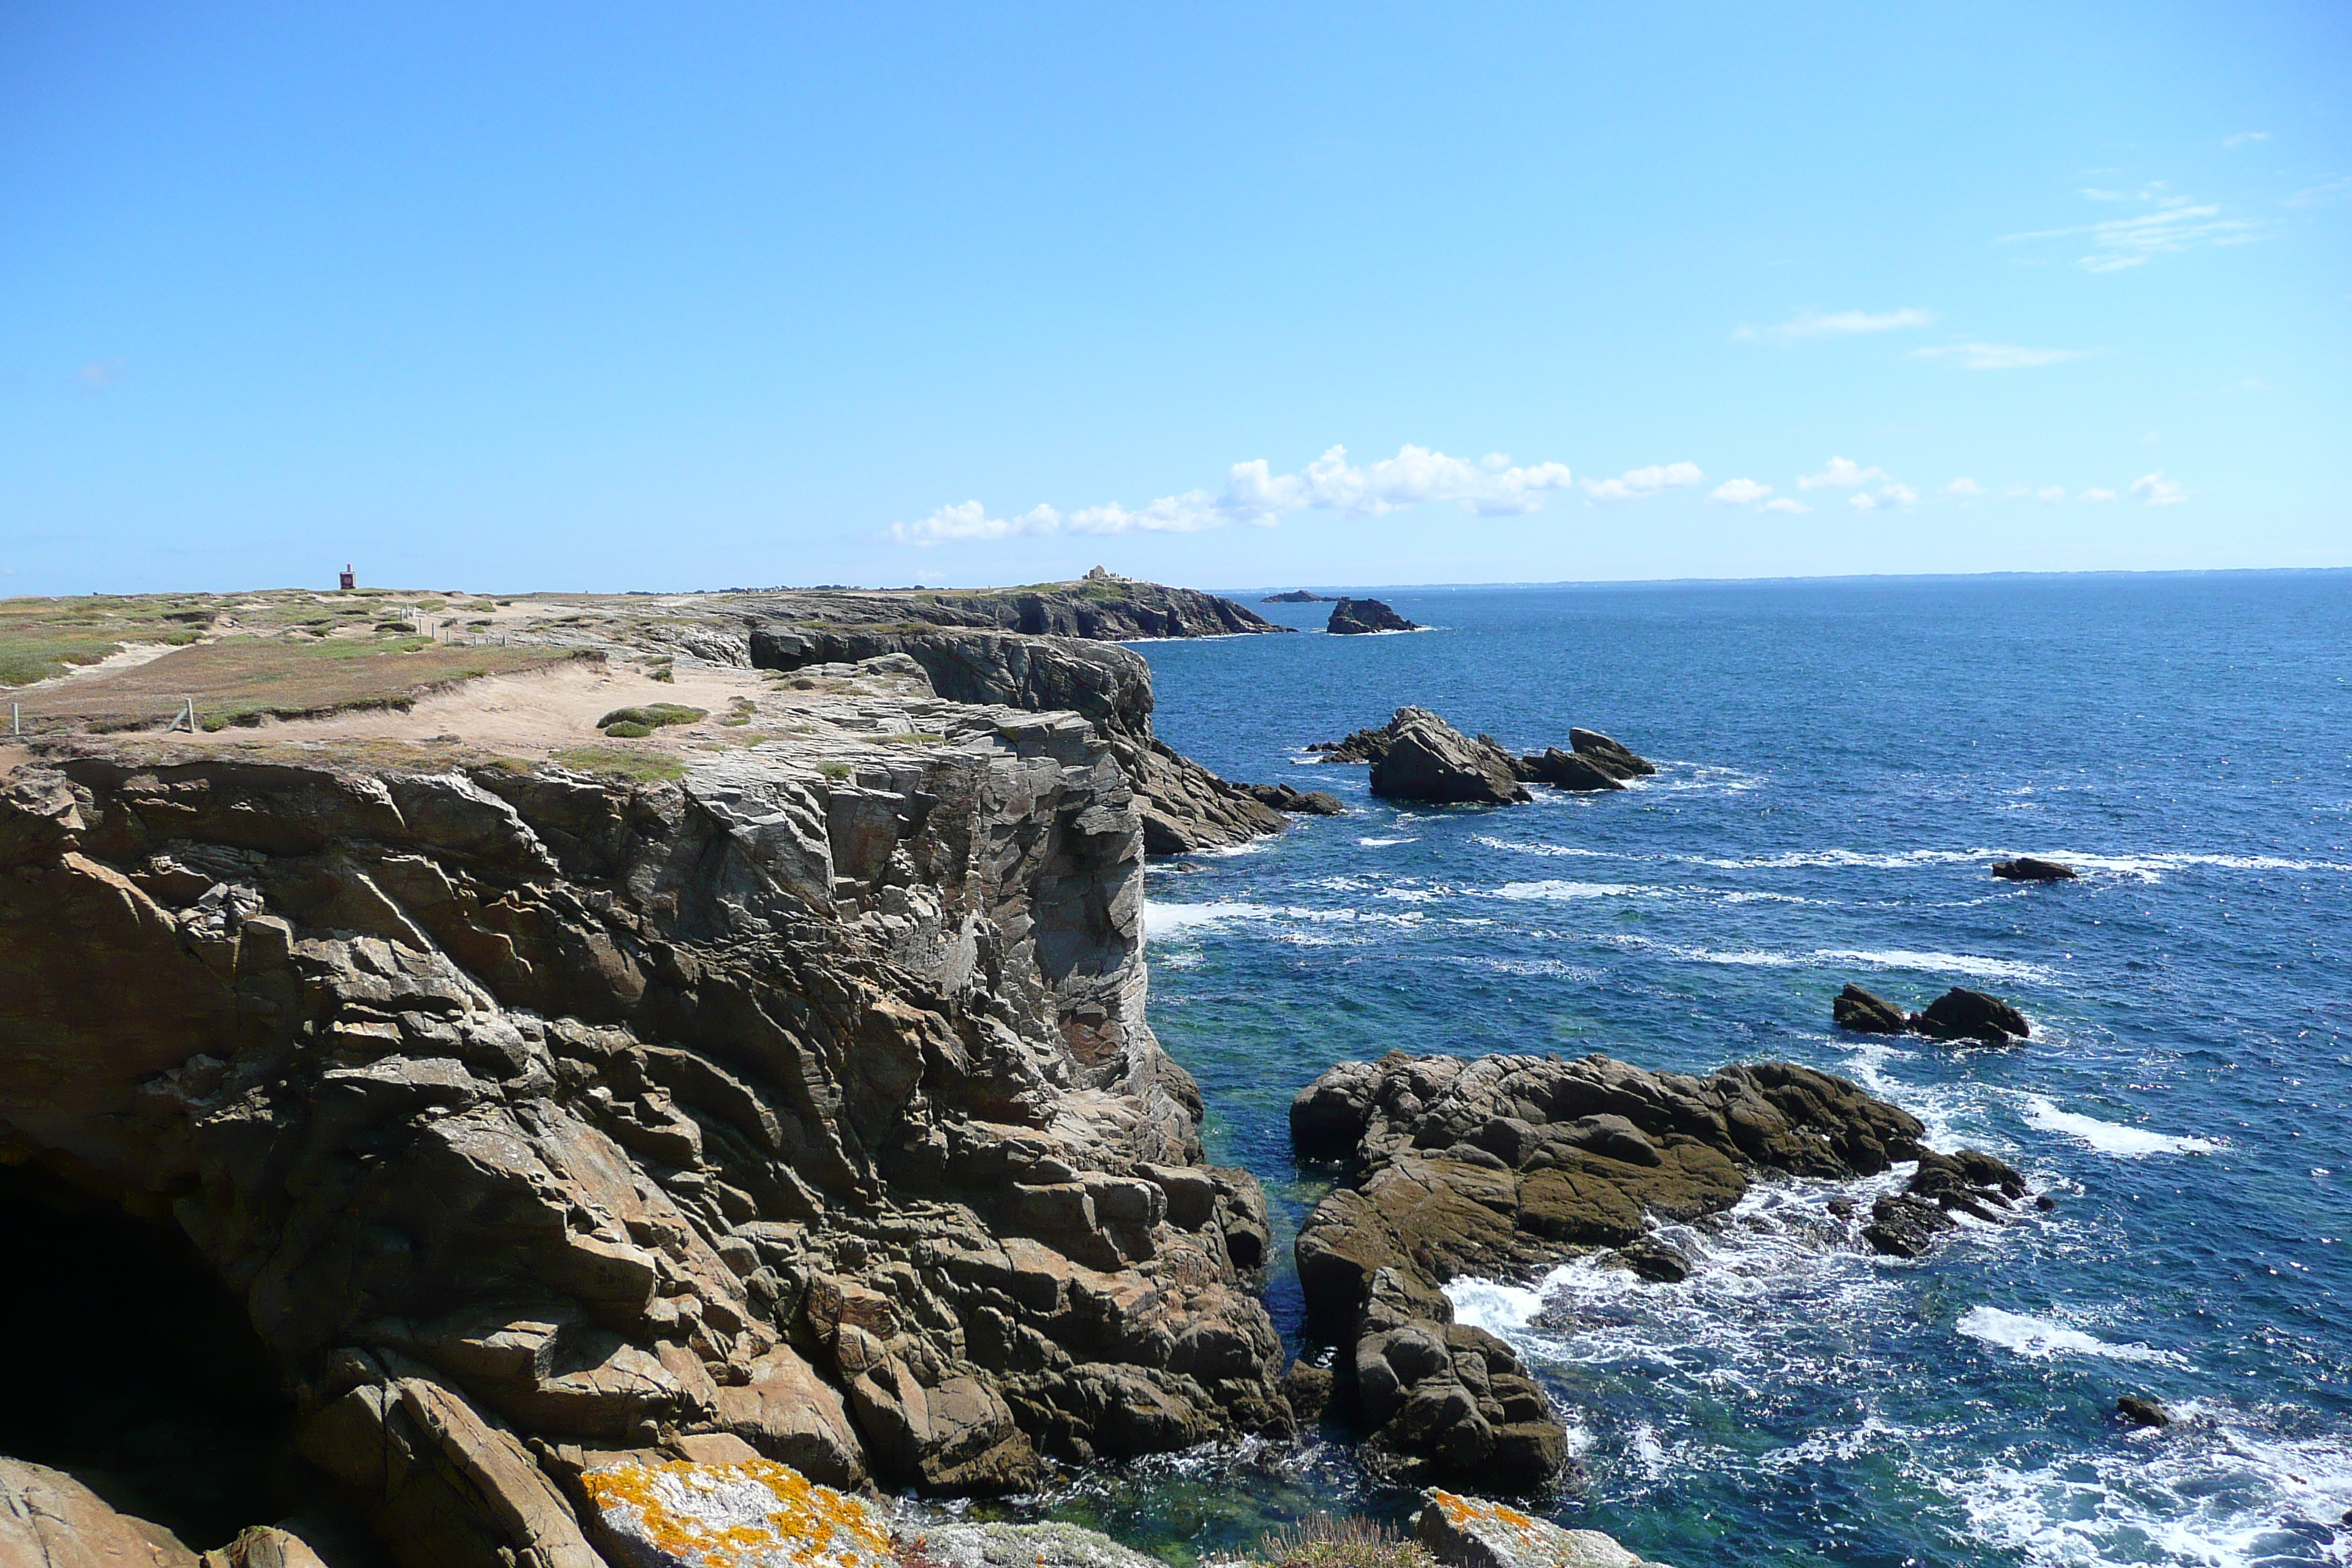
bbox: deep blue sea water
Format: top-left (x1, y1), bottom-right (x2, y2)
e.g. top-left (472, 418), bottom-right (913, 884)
top-left (1017, 573), bottom-right (2350, 1568)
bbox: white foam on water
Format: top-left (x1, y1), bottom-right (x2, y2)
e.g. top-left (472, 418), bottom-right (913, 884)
top-left (1357, 835), bottom-right (1417, 846)
top-left (1956, 1306), bottom-right (2189, 1367)
top-left (1496, 879), bottom-right (1670, 901)
top-left (1445, 1275), bottom-right (1552, 1335)
top-left (2021, 1097), bottom-right (2225, 1157)
top-left (1142, 900), bottom-right (1278, 936)
top-left (2051, 850), bottom-right (2352, 883)
top-left (1473, 835), bottom-right (1609, 859)
top-left (1688, 847), bottom-right (1991, 871)
top-left (1955, 1417), bottom-right (2352, 1568)
top-left (1815, 947), bottom-right (2061, 984)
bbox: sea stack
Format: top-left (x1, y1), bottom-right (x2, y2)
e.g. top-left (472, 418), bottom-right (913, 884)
top-left (1327, 597), bottom-right (1419, 634)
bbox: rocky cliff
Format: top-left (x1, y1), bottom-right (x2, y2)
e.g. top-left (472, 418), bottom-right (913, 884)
top-left (724, 574), bottom-right (1287, 642)
top-left (0, 663), bottom-right (1289, 1566)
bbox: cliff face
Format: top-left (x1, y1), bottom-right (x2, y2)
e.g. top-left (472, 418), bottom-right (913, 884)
top-left (0, 670), bottom-right (1288, 1566)
top-left (727, 577), bottom-right (1286, 642)
top-left (746, 626), bottom-right (1286, 855)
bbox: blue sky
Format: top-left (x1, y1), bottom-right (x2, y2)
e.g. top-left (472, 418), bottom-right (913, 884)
top-left (3, 2), bottom-right (2346, 595)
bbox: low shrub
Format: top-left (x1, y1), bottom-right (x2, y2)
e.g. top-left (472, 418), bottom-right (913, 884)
top-left (1252, 1515), bottom-right (1433, 1568)
top-left (597, 703), bottom-right (706, 732)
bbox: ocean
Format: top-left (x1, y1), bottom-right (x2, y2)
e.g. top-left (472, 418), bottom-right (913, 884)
top-left (1007, 572), bottom-right (2351, 1568)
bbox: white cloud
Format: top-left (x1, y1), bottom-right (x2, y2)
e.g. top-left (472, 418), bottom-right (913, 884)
top-left (2034, 486), bottom-right (2065, 502)
top-left (1760, 497), bottom-right (1810, 515)
top-left (1847, 483), bottom-right (1918, 513)
top-left (1942, 478), bottom-right (1985, 498)
top-left (1735, 307), bottom-right (1934, 344)
top-left (1583, 461), bottom-right (1702, 503)
top-left (889, 443), bottom-right (1578, 545)
top-left (2080, 489), bottom-right (2119, 502)
top-left (1912, 342), bottom-right (2095, 370)
top-left (1798, 456), bottom-right (1886, 491)
top-left (2129, 471), bottom-right (2187, 505)
top-left (1707, 478), bottom-right (1774, 505)
top-left (2285, 176), bottom-right (2352, 208)
top-left (2223, 131), bottom-right (2270, 148)
top-left (1999, 193), bottom-right (2268, 271)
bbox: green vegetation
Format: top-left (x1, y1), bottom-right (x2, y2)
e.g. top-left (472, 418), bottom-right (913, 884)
top-left (0, 594), bottom-right (222, 685)
top-left (548, 747), bottom-right (688, 782)
top-left (881, 731), bottom-right (948, 745)
top-left (596, 703), bottom-right (706, 734)
top-left (817, 761), bottom-right (853, 780)
top-left (602, 721), bottom-right (653, 737)
top-left (1249, 1516), bottom-right (1434, 1568)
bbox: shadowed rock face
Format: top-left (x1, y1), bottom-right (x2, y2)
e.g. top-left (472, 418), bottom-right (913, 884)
top-left (0, 679), bottom-right (1288, 1566)
top-left (1289, 1052), bottom-right (2023, 1490)
top-left (1363, 710), bottom-right (1530, 807)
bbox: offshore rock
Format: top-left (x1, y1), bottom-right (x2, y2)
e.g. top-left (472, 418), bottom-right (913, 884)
top-left (1365, 710), bottom-right (1531, 807)
top-left (1516, 750), bottom-right (1623, 794)
top-left (1261, 590), bottom-right (1338, 604)
top-left (1243, 782), bottom-right (1346, 816)
top-left (1831, 983), bottom-right (1910, 1035)
top-left (0, 682), bottom-right (1288, 1564)
top-left (1992, 857), bottom-right (2078, 882)
top-left (1415, 1490), bottom-right (1674, 1568)
top-left (1564, 730), bottom-right (1654, 780)
top-left (2116, 1395), bottom-right (2172, 1429)
top-left (1911, 987), bottom-right (2031, 1045)
top-left (1292, 1052), bottom-right (2021, 1487)
top-left (1327, 599), bottom-right (1420, 635)
top-left (1862, 1149), bottom-right (2032, 1259)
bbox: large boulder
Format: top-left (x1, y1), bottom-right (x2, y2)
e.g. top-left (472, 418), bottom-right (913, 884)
top-left (1327, 598), bottom-right (1420, 635)
top-left (1244, 782), bottom-right (1347, 815)
top-left (581, 1455), bottom-right (892, 1568)
top-left (1416, 1490), bottom-right (1673, 1568)
top-left (1368, 711), bottom-right (1531, 807)
top-left (0, 1457), bottom-right (199, 1568)
top-left (1291, 1052), bottom-right (2027, 1488)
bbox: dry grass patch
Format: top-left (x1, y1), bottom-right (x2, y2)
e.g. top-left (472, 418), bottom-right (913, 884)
top-left (10, 636), bottom-right (592, 733)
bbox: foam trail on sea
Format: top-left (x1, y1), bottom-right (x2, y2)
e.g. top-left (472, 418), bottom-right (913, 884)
top-left (2021, 1097), bottom-right (2224, 1157)
top-left (1956, 1306), bottom-right (2188, 1367)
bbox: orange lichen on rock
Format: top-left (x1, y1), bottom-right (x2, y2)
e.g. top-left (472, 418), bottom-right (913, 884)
top-left (583, 1458), bottom-right (893, 1568)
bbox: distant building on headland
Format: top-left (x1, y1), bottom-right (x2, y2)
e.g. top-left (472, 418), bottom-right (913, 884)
top-left (339, 565), bottom-right (356, 591)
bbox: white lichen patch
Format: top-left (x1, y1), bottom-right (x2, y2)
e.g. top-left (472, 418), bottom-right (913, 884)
top-left (584, 1458), bottom-right (893, 1568)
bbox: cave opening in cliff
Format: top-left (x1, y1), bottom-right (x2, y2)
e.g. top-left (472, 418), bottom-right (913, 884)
top-left (0, 1163), bottom-right (323, 1549)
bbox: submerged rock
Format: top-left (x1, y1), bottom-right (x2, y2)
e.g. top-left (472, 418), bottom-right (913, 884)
top-left (2116, 1395), bottom-right (2172, 1429)
top-left (1831, 983), bottom-right (1911, 1035)
top-left (1415, 1490), bottom-right (1674, 1568)
top-left (1363, 709), bottom-right (1531, 806)
top-left (1992, 857), bottom-right (2078, 882)
top-left (1327, 598), bottom-right (1421, 635)
top-left (1289, 1051), bottom-right (2013, 1488)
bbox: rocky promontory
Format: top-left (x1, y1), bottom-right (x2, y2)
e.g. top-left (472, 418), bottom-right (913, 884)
top-left (1289, 1051), bottom-right (2027, 1488)
top-left (0, 651), bottom-right (1290, 1564)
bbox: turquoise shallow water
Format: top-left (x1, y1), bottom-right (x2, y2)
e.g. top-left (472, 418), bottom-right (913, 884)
top-left (994, 572), bottom-right (2352, 1568)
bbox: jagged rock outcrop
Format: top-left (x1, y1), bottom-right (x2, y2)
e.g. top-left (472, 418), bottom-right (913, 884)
top-left (1327, 598), bottom-right (1420, 635)
top-left (1363, 711), bottom-right (1530, 807)
top-left (1290, 1052), bottom-right (2024, 1488)
top-left (1992, 857), bottom-right (2078, 882)
top-left (1829, 983), bottom-right (2031, 1045)
top-left (0, 681), bottom-right (1289, 1566)
top-left (1516, 750), bottom-right (1622, 793)
top-left (745, 627), bottom-right (1284, 856)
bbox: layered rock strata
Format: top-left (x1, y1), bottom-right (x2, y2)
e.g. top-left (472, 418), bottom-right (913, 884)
top-left (747, 627), bottom-right (1286, 855)
top-left (1289, 1052), bottom-right (2025, 1488)
top-left (0, 665), bottom-right (1288, 1566)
